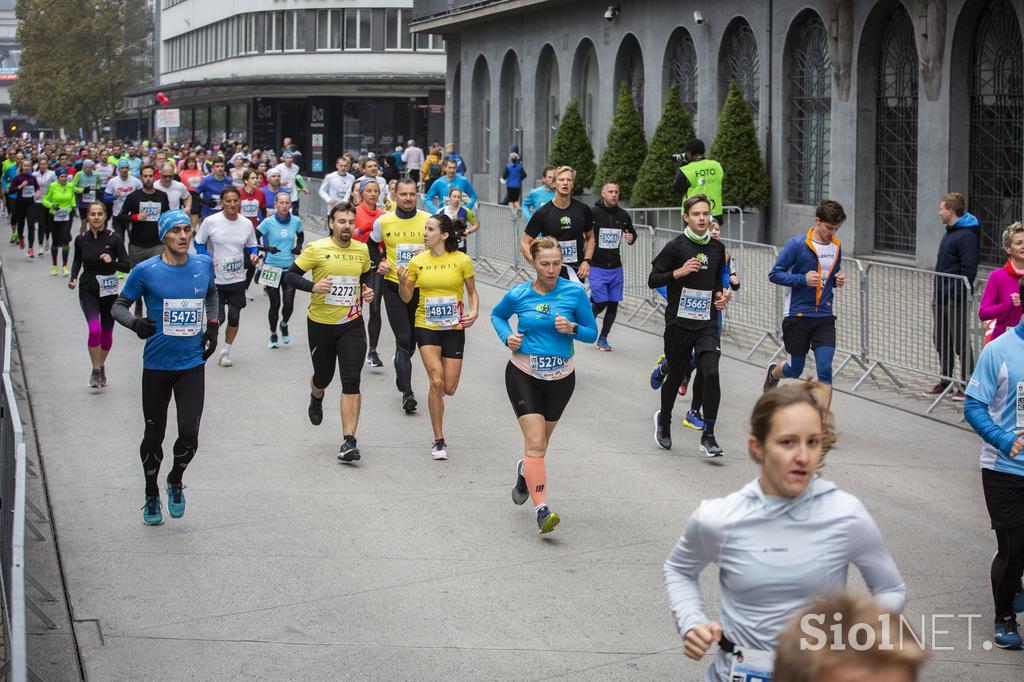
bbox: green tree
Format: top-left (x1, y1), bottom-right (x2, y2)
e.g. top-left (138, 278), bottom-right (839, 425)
top-left (13, 0), bottom-right (153, 134)
top-left (710, 81), bottom-right (771, 209)
top-left (548, 98), bottom-right (595, 194)
top-left (593, 81), bottom-right (647, 201)
top-left (632, 83), bottom-right (696, 208)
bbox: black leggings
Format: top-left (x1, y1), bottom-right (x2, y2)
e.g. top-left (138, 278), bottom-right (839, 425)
top-left (382, 280), bottom-right (418, 395)
top-left (30, 204), bottom-right (50, 247)
top-left (504, 361), bottom-right (576, 421)
top-left (266, 283), bottom-right (296, 333)
top-left (140, 365), bottom-right (205, 497)
top-left (51, 220), bottom-right (71, 265)
top-left (13, 198), bottom-right (32, 241)
top-left (592, 301), bottom-right (619, 339)
top-left (661, 325), bottom-right (721, 434)
top-left (367, 271), bottom-right (383, 350)
top-left (992, 525), bottom-right (1024, 619)
top-left (308, 317), bottom-right (367, 394)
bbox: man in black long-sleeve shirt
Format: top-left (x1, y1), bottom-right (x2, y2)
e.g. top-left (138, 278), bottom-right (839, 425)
top-left (648, 194), bottom-right (728, 456)
top-left (119, 165), bottom-right (170, 268)
top-left (927, 191), bottom-right (981, 398)
top-left (590, 181), bottom-right (636, 350)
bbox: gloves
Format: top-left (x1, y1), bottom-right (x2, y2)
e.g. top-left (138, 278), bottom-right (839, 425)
top-left (203, 196), bottom-right (218, 208)
top-left (291, 246), bottom-right (301, 256)
top-left (202, 322), bottom-right (219, 360)
top-left (129, 317), bottom-right (157, 340)
top-left (268, 246), bottom-right (280, 254)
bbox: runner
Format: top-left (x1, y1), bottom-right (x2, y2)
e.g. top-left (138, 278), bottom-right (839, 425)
top-left (261, 168), bottom-right (286, 209)
top-left (423, 157), bottom-right (478, 213)
top-left (178, 155), bottom-right (204, 229)
top-left (111, 210), bottom-right (219, 525)
top-left (500, 152), bottom-right (526, 210)
top-left (436, 187), bottom-right (479, 254)
top-left (119, 166), bottom-right (171, 284)
top-left (664, 383), bottom-right (907, 680)
top-left (104, 159), bottom-right (143, 246)
top-left (589, 181), bottom-right (637, 351)
top-left (764, 200), bottom-right (847, 408)
top-left (238, 168), bottom-right (268, 293)
top-left (367, 177), bottom-right (430, 413)
top-left (3, 152), bottom-right (20, 241)
top-left (10, 159), bottom-right (38, 252)
top-left (195, 156), bottom-right (233, 222)
top-left (979, 222), bottom-right (1024, 344)
top-left (491, 235), bottom-right (598, 533)
top-left (353, 179), bottom-right (386, 368)
top-left (649, 194), bottom-right (728, 456)
top-left (41, 167), bottom-right (77, 275)
top-left (964, 283), bottom-right (1024, 650)
top-left (273, 151), bottom-right (302, 210)
top-left (520, 166), bottom-right (594, 282)
top-left (284, 202), bottom-right (374, 462)
top-left (194, 186), bottom-right (258, 367)
top-left (72, 159), bottom-right (101, 233)
top-left (521, 165), bottom-right (556, 222)
top-left (396, 213), bottom-right (479, 460)
top-left (68, 202), bottom-right (130, 387)
top-left (318, 156), bottom-right (356, 210)
top-left (352, 158), bottom-right (390, 209)
top-left (153, 162), bottom-right (191, 212)
top-left (32, 156), bottom-right (56, 255)
top-left (256, 192), bottom-right (303, 348)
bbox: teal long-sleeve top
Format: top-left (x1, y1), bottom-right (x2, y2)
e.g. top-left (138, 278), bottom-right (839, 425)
top-left (490, 277), bottom-right (598, 358)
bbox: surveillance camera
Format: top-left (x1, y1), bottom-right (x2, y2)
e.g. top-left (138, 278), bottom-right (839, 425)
top-left (694, 11), bottom-right (705, 25)
top-left (604, 5), bottom-right (619, 21)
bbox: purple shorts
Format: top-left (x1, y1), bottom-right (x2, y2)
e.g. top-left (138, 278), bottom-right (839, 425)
top-left (589, 265), bottom-right (624, 303)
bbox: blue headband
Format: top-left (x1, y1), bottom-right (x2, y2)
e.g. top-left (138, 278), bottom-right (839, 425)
top-left (158, 210), bottom-right (190, 241)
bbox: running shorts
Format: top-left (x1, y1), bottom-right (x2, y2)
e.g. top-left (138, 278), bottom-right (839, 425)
top-left (783, 315), bottom-right (836, 356)
top-left (308, 316), bottom-right (366, 394)
top-left (504, 361), bottom-right (576, 422)
top-left (589, 265), bottom-right (624, 303)
top-left (415, 328), bottom-right (465, 359)
top-left (983, 468), bottom-right (1024, 530)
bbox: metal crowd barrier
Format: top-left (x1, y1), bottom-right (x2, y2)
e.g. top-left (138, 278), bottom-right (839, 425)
top-left (0, 294), bottom-right (28, 682)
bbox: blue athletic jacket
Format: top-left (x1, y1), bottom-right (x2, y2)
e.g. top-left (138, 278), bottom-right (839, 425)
top-left (769, 229), bottom-right (842, 318)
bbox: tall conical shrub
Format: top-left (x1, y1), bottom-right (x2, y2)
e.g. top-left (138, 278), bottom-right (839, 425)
top-left (710, 80), bottom-right (770, 209)
top-left (548, 98), bottom-right (595, 194)
top-left (632, 83), bottom-right (696, 207)
top-left (593, 81), bottom-right (648, 201)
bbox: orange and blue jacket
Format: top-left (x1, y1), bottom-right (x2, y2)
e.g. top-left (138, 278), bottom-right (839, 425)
top-left (769, 228), bottom-right (842, 317)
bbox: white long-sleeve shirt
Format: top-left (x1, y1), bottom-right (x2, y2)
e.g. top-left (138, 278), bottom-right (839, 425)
top-left (273, 163), bottom-right (300, 201)
top-left (663, 477), bottom-right (906, 682)
top-left (318, 171), bottom-right (356, 208)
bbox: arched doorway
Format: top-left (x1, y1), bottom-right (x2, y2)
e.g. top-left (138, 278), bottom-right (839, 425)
top-left (499, 51), bottom-right (523, 157)
top-left (471, 56), bottom-right (491, 173)
top-left (572, 39), bottom-right (600, 146)
top-left (664, 27), bottom-right (698, 118)
top-left (785, 10), bottom-right (832, 204)
top-left (614, 34), bottom-right (645, 117)
top-left (873, 5), bottom-right (918, 254)
top-left (719, 18), bottom-right (760, 121)
top-left (536, 45), bottom-right (559, 165)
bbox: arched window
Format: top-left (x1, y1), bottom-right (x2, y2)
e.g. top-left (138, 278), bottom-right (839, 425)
top-left (719, 18), bottom-right (759, 120)
top-left (537, 46), bottom-right (560, 164)
top-left (573, 40), bottom-right (600, 145)
top-left (665, 28), bottom-right (698, 117)
top-left (873, 5), bottom-right (918, 254)
top-left (969, 0), bottom-right (1024, 263)
top-left (614, 34), bottom-right (644, 117)
top-left (786, 11), bottom-right (832, 204)
top-left (471, 57), bottom-right (491, 173)
top-left (500, 51), bottom-right (523, 156)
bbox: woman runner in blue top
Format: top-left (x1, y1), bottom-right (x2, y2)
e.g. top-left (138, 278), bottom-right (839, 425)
top-left (491, 235), bottom-right (598, 534)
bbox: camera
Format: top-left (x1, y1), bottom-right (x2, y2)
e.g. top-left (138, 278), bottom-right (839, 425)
top-left (672, 153), bottom-right (685, 164)
top-left (693, 11), bottom-right (705, 25)
top-left (603, 5), bottom-right (619, 21)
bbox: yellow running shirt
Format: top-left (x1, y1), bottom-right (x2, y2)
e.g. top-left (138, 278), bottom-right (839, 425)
top-left (372, 209), bottom-right (430, 283)
top-left (293, 236), bottom-right (371, 325)
top-left (406, 249), bottom-right (475, 330)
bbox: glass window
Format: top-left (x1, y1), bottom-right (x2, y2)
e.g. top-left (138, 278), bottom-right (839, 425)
top-left (415, 33), bottom-right (444, 51)
top-left (194, 107), bottom-right (209, 146)
top-left (386, 9), bottom-right (412, 50)
top-left (317, 10), bottom-right (330, 49)
top-left (786, 12), bottom-right (832, 205)
top-left (229, 103), bottom-right (248, 141)
top-left (284, 11), bottom-right (304, 51)
top-left (211, 106), bottom-right (227, 143)
top-left (345, 9), bottom-right (370, 50)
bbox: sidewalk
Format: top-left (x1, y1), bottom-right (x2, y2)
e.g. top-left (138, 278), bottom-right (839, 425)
top-left (2, 248), bottom-right (1020, 680)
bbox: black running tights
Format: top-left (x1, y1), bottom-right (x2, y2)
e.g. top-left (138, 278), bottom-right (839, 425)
top-left (140, 366), bottom-right (205, 497)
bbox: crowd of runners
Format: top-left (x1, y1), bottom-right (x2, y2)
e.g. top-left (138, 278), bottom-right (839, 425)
top-left (3, 133), bottom-right (1022, 681)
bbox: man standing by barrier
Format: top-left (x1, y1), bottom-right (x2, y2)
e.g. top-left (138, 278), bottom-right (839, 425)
top-left (763, 200), bottom-right (847, 408)
top-left (590, 181), bottom-right (636, 351)
top-left (927, 192), bottom-right (980, 399)
top-left (673, 139), bottom-right (724, 223)
top-left (520, 166), bottom-right (594, 283)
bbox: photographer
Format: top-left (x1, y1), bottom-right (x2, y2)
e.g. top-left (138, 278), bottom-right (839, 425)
top-left (673, 139), bottom-right (724, 223)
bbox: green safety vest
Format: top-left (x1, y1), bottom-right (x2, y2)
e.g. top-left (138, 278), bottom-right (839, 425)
top-left (680, 158), bottom-right (724, 217)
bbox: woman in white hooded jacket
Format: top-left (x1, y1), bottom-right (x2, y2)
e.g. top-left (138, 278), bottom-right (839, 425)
top-left (664, 383), bottom-right (907, 681)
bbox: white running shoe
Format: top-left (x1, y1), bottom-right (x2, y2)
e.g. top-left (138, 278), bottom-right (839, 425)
top-left (218, 353), bottom-right (233, 367)
top-left (431, 439), bottom-right (448, 460)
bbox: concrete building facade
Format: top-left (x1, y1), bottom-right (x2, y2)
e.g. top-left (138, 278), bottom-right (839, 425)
top-left (412, 0), bottom-right (1024, 266)
top-left (153, 0), bottom-right (446, 176)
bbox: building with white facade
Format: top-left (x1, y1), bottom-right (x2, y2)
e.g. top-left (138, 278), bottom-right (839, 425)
top-left (152, 0), bottom-right (446, 175)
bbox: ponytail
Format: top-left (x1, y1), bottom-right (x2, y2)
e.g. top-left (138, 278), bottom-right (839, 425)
top-left (432, 213), bottom-right (464, 252)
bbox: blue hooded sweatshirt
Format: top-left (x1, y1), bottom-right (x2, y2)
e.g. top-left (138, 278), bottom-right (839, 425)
top-left (934, 212), bottom-right (980, 300)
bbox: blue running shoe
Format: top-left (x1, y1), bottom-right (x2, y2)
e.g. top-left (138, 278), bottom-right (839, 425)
top-left (512, 459), bottom-right (529, 505)
top-left (536, 505), bottom-right (560, 534)
top-left (280, 323), bottom-right (290, 344)
top-left (166, 481), bottom-right (185, 518)
top-left (994, 616), bottom-right (1023, 649)
top-left (683, 410), bottom-right (705, 430)
top-left (596, 337), bottom-right (612, 352)
top-left (650, 354), bottom-right (669, 390)
top-left (142, 495), bottom-right (163, 526)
